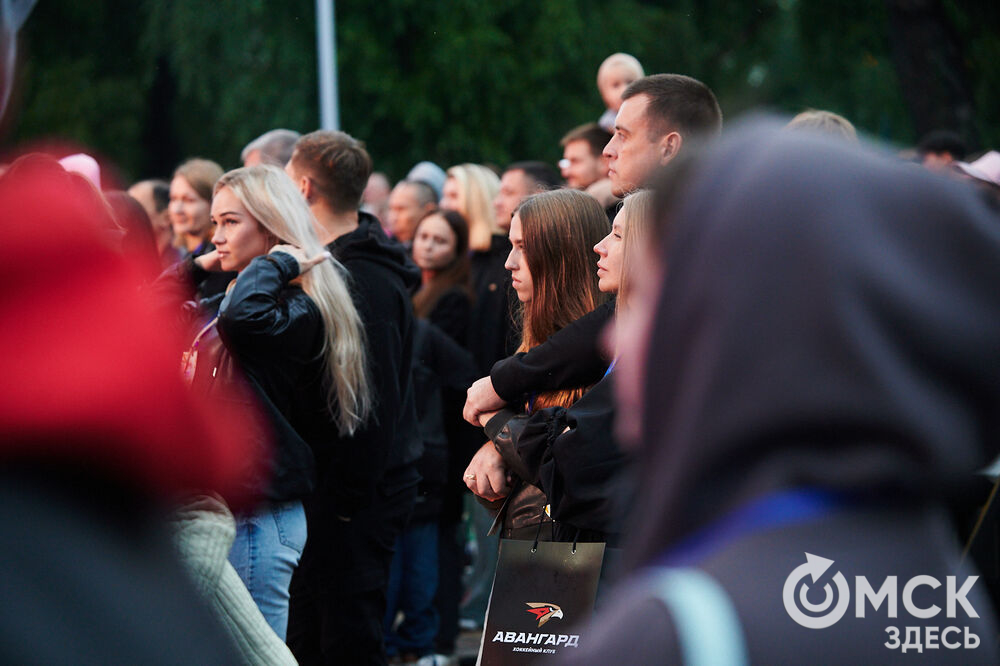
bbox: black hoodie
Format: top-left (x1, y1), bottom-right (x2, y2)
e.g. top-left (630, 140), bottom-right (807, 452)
top-left (567, 121), bottom-right (1000, 664)
top-left (314, 212), bottom-right (422, 516)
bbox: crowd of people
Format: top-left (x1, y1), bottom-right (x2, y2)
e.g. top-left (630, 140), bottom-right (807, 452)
top-left (5, 41), bottom-right (1000, 666)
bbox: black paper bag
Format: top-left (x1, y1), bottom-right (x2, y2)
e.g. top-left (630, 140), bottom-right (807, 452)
top-left (478, 539), bottom-right (605, 664)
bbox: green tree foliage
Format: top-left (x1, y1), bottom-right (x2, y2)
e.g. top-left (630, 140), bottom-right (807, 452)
top-left (6, 0), bottom-right (997, 183)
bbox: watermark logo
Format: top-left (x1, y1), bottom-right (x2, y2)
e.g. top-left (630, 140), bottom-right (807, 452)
top-left (783, 553), bottom-right (851, 629)
top-left (525, 602), bottom-right (564, 627)
top-left (780, 552), bottom-right (983, 653)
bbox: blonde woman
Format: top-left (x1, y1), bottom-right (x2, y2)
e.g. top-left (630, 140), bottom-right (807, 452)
top-left (186, 165), bottom-right (371, 639)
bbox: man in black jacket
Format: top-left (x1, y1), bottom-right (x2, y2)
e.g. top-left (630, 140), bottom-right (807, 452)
top-left (284, 130), bottom-right (422, 666)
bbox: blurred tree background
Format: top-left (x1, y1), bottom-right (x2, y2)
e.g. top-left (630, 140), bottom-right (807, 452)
top-left (4, 0), bottom-right (996, 183)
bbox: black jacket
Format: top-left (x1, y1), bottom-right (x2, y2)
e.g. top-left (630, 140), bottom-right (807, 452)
top-left (426, 285), bottom-right (471, 347)
top-left (490, 298), bottom-right (614, 403)
top-left (214, 251), bottom-right (331, 504)
top-left (160, 252), bottom-right (325, 503)
top-left (485, 375), bottom-right (624, 543)
top-left (322, 212), bottom-right (423, 512)
top-left (469, 234), bottom-right (518, 375)
top-left (411, 319), bottom-right (478, 523)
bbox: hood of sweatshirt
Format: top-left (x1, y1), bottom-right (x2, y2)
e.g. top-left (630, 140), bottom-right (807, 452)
top-left (623, 119), bottom-right (1000, 569)
top-left (329, 211), bottom-right (420, 292)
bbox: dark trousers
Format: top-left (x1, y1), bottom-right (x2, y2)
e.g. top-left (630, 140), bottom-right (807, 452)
top-left (434, 520), bottom-right (463, 653)
top-left (288, 482), bottom-right (417, 666)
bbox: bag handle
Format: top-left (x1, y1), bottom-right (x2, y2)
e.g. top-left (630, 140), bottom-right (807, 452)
top-left (644, 567), bottom-right (749, 666)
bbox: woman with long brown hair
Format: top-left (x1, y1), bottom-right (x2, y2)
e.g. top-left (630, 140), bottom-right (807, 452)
top-left (411, 208), bottom-right (472, 344)
top-left (464, 188), bottom-right (609, 539)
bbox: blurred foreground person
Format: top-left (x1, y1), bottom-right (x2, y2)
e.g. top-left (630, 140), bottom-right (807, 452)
top-left (0, 153), bottom-right (254, 664)
top-left (564, 121), bottom-right (1000, 663)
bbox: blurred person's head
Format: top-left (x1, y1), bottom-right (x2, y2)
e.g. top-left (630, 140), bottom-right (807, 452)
top-left (597, 53), bottom-right (645, 114)
top-left (387, 179), bottom-right (437, 243)
top-left (0, 152), bottom-right (261, 502)
top-left (128, 179), bottom-right (173, 254)
top-left (493, 161), bottom-right (561, 231)
top-left (441, 163), bottom-right (501, 251)
top-left (362, 171), bottom-right (392, 224)
top-left (170, 158), bottom-right (223, 252)
top-left (406, 161), bottom-right (447, 200)
top-left (615, 120), bottom-right (1000, 570)
top-left (241, 129), bottom-right (301, 167)
top-left (560, 123), bottom-right (613, 189)
top-left (286, 130), bottom-right (372, 215)
top-left (105, 190), bottom-right (159, 280)
top-left (786, 109), bottom-right (858, 142)
top-left (917, 130), bottom-right (966, 170)
top-left (214, 165), bottom-right (370, 434)
top-left (604, 74), bottom-right (722, 198)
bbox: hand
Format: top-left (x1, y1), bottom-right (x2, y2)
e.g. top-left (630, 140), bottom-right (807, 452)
top-left (270, 244), bottom-right (331, 274)
top-left (194, 249), bottom-right (222, 271)
top-left (464, 376), bottom-right (506, 426)
top-left (478, 410), bottom-right (500, 428)
top-left (463, 442), bottom-right (509, 501)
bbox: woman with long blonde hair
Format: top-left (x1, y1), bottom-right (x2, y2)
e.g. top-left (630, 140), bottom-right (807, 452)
top-left (184, 164), bottom-right (370, 638)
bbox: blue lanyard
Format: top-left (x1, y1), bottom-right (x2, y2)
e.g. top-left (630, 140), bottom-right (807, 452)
top-left (655, 488), bottom-right (848, 567)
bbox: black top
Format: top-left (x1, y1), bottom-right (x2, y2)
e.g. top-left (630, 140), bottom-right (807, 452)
top-left (490, 298), bottom-right (614, 403)
top-left (468, 234), bottom-right (517, 375)
top-left (426, 285), bottom-right (471, 347)
top-left (410, 319), bottom-right (478, 523)
top-left (323, 212), bottom-right (423, 511)
top-left (484, 376), bottom-right (625, 541)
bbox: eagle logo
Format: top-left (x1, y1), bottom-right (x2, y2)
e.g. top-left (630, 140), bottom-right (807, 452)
top-left (525, 602), bottom-right (564, 627)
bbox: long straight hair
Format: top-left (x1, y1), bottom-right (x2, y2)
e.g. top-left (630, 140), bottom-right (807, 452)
top-left (445, 163), bottom-right (500, 252)
top-left (616, 189), bottom-right (655, 314)
top-left (412, 209), bottom-right (471, 319)
top-left (215, 166), bottom-right (371, 435)
top-left (515, 189), bottom-right (610, 409)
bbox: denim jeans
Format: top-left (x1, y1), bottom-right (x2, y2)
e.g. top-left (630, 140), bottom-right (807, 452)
top-left (228, 499), bottom-right (307, 640)
top-left (384, 520), bottom-right (439, 657)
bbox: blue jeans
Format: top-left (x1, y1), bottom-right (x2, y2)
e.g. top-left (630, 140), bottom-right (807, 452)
top-left (384, 520), bottom-right (439, 657)
top-left (229, 499), bottom-right (306, 640)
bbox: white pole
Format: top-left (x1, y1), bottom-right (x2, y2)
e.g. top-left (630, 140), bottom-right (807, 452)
top-left (315, 0), bottom-right (339, 130)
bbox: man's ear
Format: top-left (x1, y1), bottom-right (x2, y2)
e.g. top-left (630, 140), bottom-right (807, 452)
top-left (298, 176), bottom-right (313, 203)
top-left (658, 131), bottom-right (683, 165)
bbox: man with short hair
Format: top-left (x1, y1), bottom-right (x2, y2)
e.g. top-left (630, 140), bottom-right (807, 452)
top-left (284, 130), bottom-right (422, 666)
top-left (241, 128), bottom-right (301, 167)
top-left (604, 73), bottom-right (722, 198)
top-left (560, 123), bottom-right (612, 190)
top-left (387, 179), bottom-right (438, 246)
top-left (560, 123), bottom-right (616, 209)
top-left (493, 160), bottom-right (561, 230)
